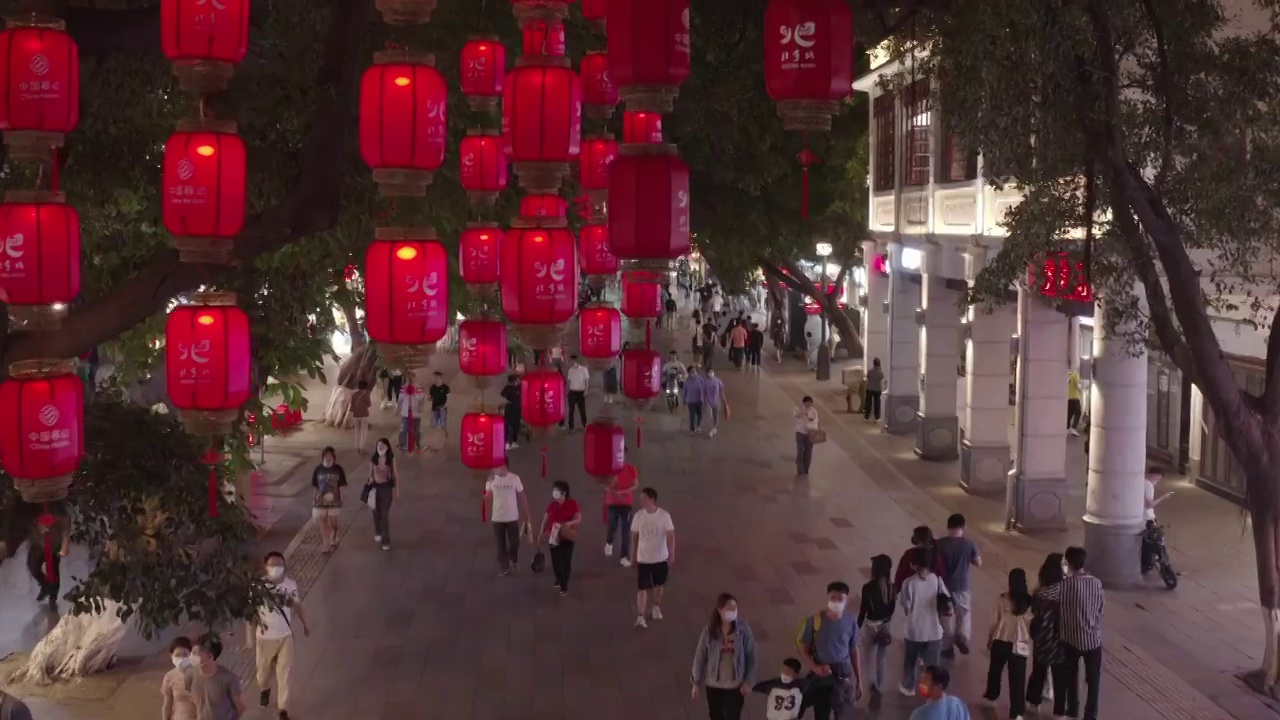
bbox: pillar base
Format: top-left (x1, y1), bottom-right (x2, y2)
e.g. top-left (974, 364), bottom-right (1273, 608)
top-left (1082, 518), bottom-right (1145, 588)
top-left (960, 441), bottom-right (1010, 492)
top-left (883, 394), bottom-right (919, 435)
top-left (915, 414), bottom-right (959, 461)
top-left (1009, 473), bottom-right (1068, 530)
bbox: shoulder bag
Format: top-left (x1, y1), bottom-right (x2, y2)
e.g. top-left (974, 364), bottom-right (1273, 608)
top-left (934, 575), bottom-right (953, 616)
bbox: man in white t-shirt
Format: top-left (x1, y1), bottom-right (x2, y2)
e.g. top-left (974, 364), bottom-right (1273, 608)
top-left (630, 487), bottom-right (676, 628)
top-left (251, 551), bottom-right (310, 720)
top-left (1144, 466), bottom-right (1172, 522)
top-left (565, 355), bottom-right (590, 431)
top-left (485, 462), bottom-right (530, 575)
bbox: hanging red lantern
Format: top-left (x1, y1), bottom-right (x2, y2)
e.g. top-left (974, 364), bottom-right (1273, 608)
top-left (621, 272), bottom-right (662, 320)
top-left (458, 223), bottom-right (502, 294)
top-left (579, 223), bottom-right (618, 278)
top-left (581, 0), bottom-right (607, 30)
top-left (459, 317), bottom-right (509, 386)
top-left (622, 111), bottom-right (663, 144)
top-left (460, 130), bottom-right (508, 207)
top-left (359, 50), bottom-right (447, 197)
top-left (0, 21), bottom-right (78, 160)
top-left (165, 293), bottom-right (252, 435)
top-left (584, 417), bottom-right (625, 481)
top-left (578, 134), bottom-right (617, 211)
top-left (763, 0), bottom-right (854, 132)
top-left (608, 144), bottom-right (690, 280)
top-left (579, 304), bottom-right (622, 365)
top-left (460, 36), bottom-right (505, 112)
top-left (376, 0), bottom-right (438, 25)
top-left (0, 359), bottom-right (83, 502)
top-left (621, 348), bottom-right (661, 401)
top-left (501, 225), bottom-right (578, 348)
top-left (522, 19), bottom-right (566, 58)
top-left (522, 369), bottom-right (566, 427)
top-left (606, 0), bottom-right (690, 112)
top-left (519, 194), bottom-right (568, 219)
top-left (512, 0), bottom-right (574, 26)
top-left (580, 51), bottom-right (617, 120)
top-left (161, 0), bottom-right (250, 93)
top-left (364, 228), bottom-right (450, 370)
top-left (0, 191), bottom-right (79, 329)
top-left (502, 56), bottom-right (582, 193)
top-left (162, 119), bottom-right (247, 265)
top-left (461, 411), bottom-right (506, 470)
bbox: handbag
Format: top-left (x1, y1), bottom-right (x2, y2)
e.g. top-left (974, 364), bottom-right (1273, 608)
top-left (810, 428), bottom-right (828, 444)
top-left (559, 524), bottom-right (578, 542)
top-left (531, 550), bottom-right (547, 573)
top-left (935, 576), bottom-right (953, 616)
top-left (359, 482), bottom-right (374, 505)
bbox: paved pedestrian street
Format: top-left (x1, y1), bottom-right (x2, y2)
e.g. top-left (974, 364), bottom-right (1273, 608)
top-left (8, 350), bottom-right (1277, 720)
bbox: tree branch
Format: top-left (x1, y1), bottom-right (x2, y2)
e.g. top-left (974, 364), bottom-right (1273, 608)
top-left (0, 0), bottom-right (369, 372)
top-left (758, 257), bottom-right (809, 295)
top-left (1135, 0), bottom-right (1174, 189)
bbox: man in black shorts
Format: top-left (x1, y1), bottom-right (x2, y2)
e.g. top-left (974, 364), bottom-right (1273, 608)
top-left (629, 487), bottom-right (675, 628)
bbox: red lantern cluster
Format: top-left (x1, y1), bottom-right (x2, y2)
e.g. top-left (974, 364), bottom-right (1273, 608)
top-left (459, 318), bottom-right (509, 383)
top-left (580, 51), bottom-right (617, 119)
top-left (520, 194), bottom-right (569, 219)
top-left (579, 304), bottom-right (622, 362)
top-left (579, 223), bottom-right (618, 277)
top-left (460, 36), bottom-right (505, 111)
top-left (522, 369), bottom-right (566, 427)
top-left (606, 0), bottom-right (690, 112)
top-left (584, 418), bottom-right (626, 480)
top-left (166, 297), bottom-right (252, 431)
top-left (0, 360), bottom-right (84, 502)
top-left (523, 19), bottom-right (567, 58)
top-left (459, 224), bottom-right (502, 292)
top-left (163, 120), bottom-right (247, 264)
top-left (0, 191), bottom-right (80, 327)
top-left (579, 135), bottom-right (617, 194)
top-left (364, 229), bottom-right (450, 353)
top-left (621, 348), bottom-right (661, 401)
top-left (621, 272), bottom-right (662, 319)
top-left (622, 111), bottom-right (663, 144)
top-left (0, 23), bottom-right (79, 159)
top-left (763, 0), bottom-right (854, 133)
top-left (461, 412), bottom-right (507, 470)
top-left (460, 130), bottom-right (508, 207)
top-left (502, 57), bottom-right (582, 193)
top-left (608, 145), bottom-right (691, 277)
top-left (161, 0), bottom-right (251, 92)
top-left (359, 51), bottom-right (447, 197)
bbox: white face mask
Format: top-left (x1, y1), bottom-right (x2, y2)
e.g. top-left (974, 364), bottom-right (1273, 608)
top-left (172, 655), bottom-right (190, 670)
top-left (322, 459), bottom-right (334, 468)
top-left (780, 674), bottom-right (794, 684)
top-left (552, 490), bottom-right (565, 501)
top-left (720, 609), bottom-right (738, 623)
top-left (827, 600), bottom-right (846, 614)
top-left (189, 655), bottom-right (204, 668)
top-left (266, 566), bottom-right (285, 581)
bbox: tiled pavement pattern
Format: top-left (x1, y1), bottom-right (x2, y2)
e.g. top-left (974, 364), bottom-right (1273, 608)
top-left (9, 343), bottom-right (1278, 720)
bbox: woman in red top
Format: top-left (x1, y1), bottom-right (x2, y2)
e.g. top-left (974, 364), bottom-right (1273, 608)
top-left (605, 464), bottom-right (638, 567)
top-left (893, 525), bottom-right (946, 593)
top-left (539, 480), bottom-right (583, 596)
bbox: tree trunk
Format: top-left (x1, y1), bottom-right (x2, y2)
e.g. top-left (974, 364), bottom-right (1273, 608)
top-left (1250, 494), bottom-right (1280, 694)
top-left (337, 296), bottom-right (364, 351)
top-left (321, 344), bottom-right (378, 428)
top-left (9, 604), bottom-right (127, 684)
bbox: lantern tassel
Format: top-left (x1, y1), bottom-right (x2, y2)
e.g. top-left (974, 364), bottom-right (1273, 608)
top-left (541, 446), bottom-right (548, 478)
top-left (204, 446), bottom-right (221, 518)
top-left (797, 138), bottom-right (819, 222)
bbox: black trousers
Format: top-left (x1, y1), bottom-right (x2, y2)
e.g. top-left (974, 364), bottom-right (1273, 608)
top-left (1027, 656), bottom-right (1069, 708)
top-left (1067, 398), bottom-right (1083, 429)
top-left (26, 544), bottom-right (60, 600)
top-left (504, 413), bottom-right (521, 443)
top-left (747, 346), bottom-right (762, 366)
top-left (1061, 644), bottom-right (1102, 720)
top-left (863, 390), bottom-right (882, 420)
top-left (705, 686), bottom-right (745, 720)
top-left (492, 521), bottom-right (520, 570)
top-left (566, 391), bottom-right (587, 429)
top-left (550, 540), bottom-right (575, 590)
top-left (984, 640), bottom-right (1027, 718)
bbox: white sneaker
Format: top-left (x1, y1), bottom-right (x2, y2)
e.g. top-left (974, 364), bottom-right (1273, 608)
top-left (709, 428), bottom-right (718, 438)
top-left (1069, 428), bottom-right (1080, 436)
top-left (620, 557), bottom-right (632, 568)
top-left (505, 443), bottom-right (513, 450)
top-left (511, 442), bottom-right (520, 449)
top-left (374, 535), bottom-right (382, 543)
top-left (651, 606), bottom-right (664, 620)
top-left (899, 686), bottom-right (915, 697)
top-left (604, 543), bottom-right (613, 557)
top-left (634, 616), bottom-right (648, 628)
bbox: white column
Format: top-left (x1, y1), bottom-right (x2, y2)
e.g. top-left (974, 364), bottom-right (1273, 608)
top-left (862, 240), bottom-right (889, 372)
top-left (961, 303), bottom-right (1015, 491)
top-left (1083, 297), bottom-right (1148, 586)
top-left (1007, 287), bottom-right (1070, 530)
top-left (915, 249), bottom-right (962, 460)
top-left (884, 242), bottom-right (920, 434)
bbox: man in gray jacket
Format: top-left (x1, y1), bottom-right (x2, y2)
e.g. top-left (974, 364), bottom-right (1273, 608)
top-left (863, 358), bottom-right (884, 423)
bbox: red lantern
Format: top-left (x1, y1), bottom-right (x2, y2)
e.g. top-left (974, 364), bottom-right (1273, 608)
top-left (166, 294), bottom-right (252, 435)
top-left (0, 23), bottom-right (78, 160)
top-left (459, 223), bottom-right (502, 291)
top-left (584, 418), bottom-right (625, 480)
top-left (606, 0), bottom-right (690, 112)
top-left (459, 318), bottom-right (509, 384)
top-left (622, 111), bottom-right (663, 144)
top-left (763, 0), bottom-right (854, 132)
top-left (163, 119), bottom-right (247, 265)
top-left (608, 145), bottom-right (690, 277)
top-left (501, 226), bottom-right (578, 347)
top-left (502, 57), bottom-right (582, 193)
top-left (579, 223), bottom-right (618, 277)
top-left (460, 36), bottom-right (505, 111)
top-left (460, 130), bottom-right (508, 207)
top-left (580, 51), bottom-right (617, 118)
top-left (0, 191), bottom-right (79, 328)
top-left (519, 194), bottom-right (568, 219)
top-left (621, 272), bottom-right (662, 319)
top-left (522, 369), bottom-right (566, 427)
top-left (582, 0), bottom-right (607, 30)
top-left (522, 19), bottom-right (566, 57)
top-left (161, 0), bottom-right (250, 92)
top-left (359, 51), bottom-right (447, 197)
top-left (621, 348), bottom-right (661, 401)
top-left (579, 135), bottom-right (617, 192)
top-left (461, 412), bottom-right (506, 470)
top-left (0, 359), bottom-right (83, 502)
top-left (364, 229), bottom-right (450, 368)
top-left (579, 304), bottom-right (622, 363)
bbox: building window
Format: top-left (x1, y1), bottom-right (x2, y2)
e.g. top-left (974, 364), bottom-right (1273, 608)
top-left (902, 80), bottom-right (931, 187)
top-left (872, 94), bottom-right (895, 192)
top-left (938, 133), bottom-right (977, 183)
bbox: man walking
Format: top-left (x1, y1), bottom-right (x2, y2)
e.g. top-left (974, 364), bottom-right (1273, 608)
top-left (863, 358), bottom-right (884, 423)
top-left (795, 581), bottom-right (863, 720)
top-left (682, 366), bottom-right (705, 434)
top-left (935, 513), bottom-right (981, 657)
top-left (191, 634), bottom-right (245, 720)
top-left (630, 487), bottom-right (675, 628)
top-left (1040, 546), bottom-right (1105, 720)
top-left (565, 355), bottom-right (590, 431)
top-left (428, 370), bottom-right (450, 440)
top-left (500, 374), bottom-right (522, 450)
top-left (484, 461), bottom-right (529, 575)
top-left (747, 322), bottom-right (765, 369)
top-left (252, 552), bottom-right (309, 720)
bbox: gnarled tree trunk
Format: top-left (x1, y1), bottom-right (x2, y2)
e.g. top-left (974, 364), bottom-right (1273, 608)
top-left (9, 604), bottom-right (127, 684)
top-left (321, 343), bottom-right (377, 428)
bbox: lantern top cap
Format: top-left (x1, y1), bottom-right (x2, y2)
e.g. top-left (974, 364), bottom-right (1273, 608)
top-left (176, 117), bottom-right (239, 134)
top-left (584, 132), bottom-right (616, 142)
top-left (618, 143), bottom-right (679, 157)
top-left (3, 190), bottom-right (66, 204)
top-left (514, 55), bottom-right (571, 69)
top-left (190, 291), bottom-right (239, 307)
top-left (582, 301), bottom-right (619, 311)
top-left (375, 226), bottom-right (439, 241)
top-left (4, 13), bottom-right (65, 30)
top-left (466, 34), bottom-right (503, 42)
top-left (8, 358), bottom-right (77, 379)
top-left (372, 49), bottom-right (436, 67)
top-left (465, 127), bottom-right (501, 138)
top-left (465, 220), bottom-right (502, 230)
top-left (511, 216), bottom-right (569, 230)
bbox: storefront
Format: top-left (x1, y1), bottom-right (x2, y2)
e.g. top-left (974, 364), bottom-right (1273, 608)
top-left (1189, 356), bottom-right (1260, 503)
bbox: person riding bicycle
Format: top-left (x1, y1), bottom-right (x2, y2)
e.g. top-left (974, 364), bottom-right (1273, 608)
top-left (663, 351), bottom-right (688, 390)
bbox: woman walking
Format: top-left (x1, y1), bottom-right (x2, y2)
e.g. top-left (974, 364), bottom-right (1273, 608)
top-left (690, 593), bottom-right (757, 720)
top-left (540, 480), bottom-right (582, 596)
top-left (311, 446), bottom-right (347, 552)
top-left (857, 554), bottom-right (896, 701)
top-left (983, 568), bottom-right (1033, 719)
top-left (898, 546), bottom-right (950, 696)
top-left (894, 526), bottom-right (944, 593)
top-left (161, 637), bottom-right (197, 720)
top-left (1027, 553), bottom-right (1067, 714)
top-left (367, 438), bottom-right (400, 551)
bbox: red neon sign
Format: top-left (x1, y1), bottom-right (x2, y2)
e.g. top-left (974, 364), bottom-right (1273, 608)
top-left (1030, 252), bottom-right (1093, 303)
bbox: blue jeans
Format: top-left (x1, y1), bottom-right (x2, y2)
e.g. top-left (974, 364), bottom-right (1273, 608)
top-left (901, 639), bottom-right (941, 690)
top-left (606, 505), bottom-right (631, 557)
top-left (686, 402), bottom-right (703, 432)
top-left (399, 417), bottom-right (421, 450)
top-left (431, 407), bottom-right (447, 429)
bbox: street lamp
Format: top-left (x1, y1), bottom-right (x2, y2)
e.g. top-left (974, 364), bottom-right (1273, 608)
top-left (815, 242), bottom-right (833, 381)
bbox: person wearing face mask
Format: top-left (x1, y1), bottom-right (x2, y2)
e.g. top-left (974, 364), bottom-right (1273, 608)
top-left (795, 581), bottom-right (863, 720)
top-left (539, 481), bottom-right (582, 596)
top-left (366, 438), bottom-right (400, 550)
top-left (162, 636), bottom-right (197, 720)
top-left (898, 547), bottom-right (951, 697)
top-left (910, 666), bottom-right (971, 720)
top-left (700, 368), bottom-right (726, 438)
top-left (311, 446), bottom-right (347, 553)
top-left (690, 593), bottom-right (757, 720)
top-left (753, 658), bottom-right (816, 720)
top-left (189, 634), bottom-right (245, 720)
top-left (250, 552), bottom-right (310, 720)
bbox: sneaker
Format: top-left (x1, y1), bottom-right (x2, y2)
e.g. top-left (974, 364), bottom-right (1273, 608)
top-left (620, 557), bottom-right (632, 568)
top-left (941, 648), bottom-right (956, 659)
top-left (899, 685), bottom-right (915, 697)
top-left (955, 638), bottom-right (971, 655)
top-left (511, 442), bottom-right (519, 449)
top-left (259, 689), bottom-right (270, 708)
top-left (381, 543), bottom-right (391, 551)
top-left (1068, 428), bottom-right (1079, 436)
top-left (505, 443), bottom-right (513, 450)
top-left (604, 543), bottom-right (614, 557)
top-left (279, 712), bottom-right (289, 720)
top-left (500, 567), bottom-right (511, 576)
top-left (634, 616), bottom-right (648, 628)
top-left (651, 606), bottom-right (664, 620)
top-left (709, 428), bottom-right (718, 438)
top-left (374, 535), bottom-right (381, 543)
